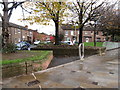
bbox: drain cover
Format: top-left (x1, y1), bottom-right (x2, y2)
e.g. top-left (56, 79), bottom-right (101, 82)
top-left (26, 80), bottom-right (40, 86)
top-left (109, 72), bottom-right (114, 74)
top-left (92, 81), bottom-right (98, 85)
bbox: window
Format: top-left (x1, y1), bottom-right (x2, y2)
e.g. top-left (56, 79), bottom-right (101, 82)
top-left (15, 28), bottom-right (17, 34)
top-left (96, 31), bottom-right (99, 35)
top-left (23, 36), bottom-right (25, 39)
top-left (18, 38), bottom-right (21, 42)
top-left (67, 37), bottom-right (70, 41)
top-left (96, 38), bottom-right (101, 42)
top-left (18, 29), bottom-right (21, 33)
top-left (65, 31), bottom-right (68, 35)
top-left (30, 32), bottom-right (32, 35)
top-left (30, 31), bottom-right (32, 36)
top-left (71, 31), bottom-right (74, 35)
top-left (85, 31), bottom-right (88, 34)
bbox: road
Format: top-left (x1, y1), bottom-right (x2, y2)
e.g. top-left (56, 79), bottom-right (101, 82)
top-left (2, 48), bottom-right (119, 89)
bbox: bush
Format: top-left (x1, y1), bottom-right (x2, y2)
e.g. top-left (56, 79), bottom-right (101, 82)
top-left (114, 36), bottom-right (120, 42)
top-left (2, 43), bottom-right (17, 53)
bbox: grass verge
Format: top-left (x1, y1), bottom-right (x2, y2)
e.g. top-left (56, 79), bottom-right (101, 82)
top-left (84, 42), bottom-right (103, 47)
top-left (1, 51), bottom-right (51, 65)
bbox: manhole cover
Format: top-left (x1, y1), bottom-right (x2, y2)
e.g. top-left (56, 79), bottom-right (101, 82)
top-left (26, 80), bottom-right (40, 86)
top-left (109, 72), bottom-right (114, 74)
top-left (92, 82), bottom-right (98, 85)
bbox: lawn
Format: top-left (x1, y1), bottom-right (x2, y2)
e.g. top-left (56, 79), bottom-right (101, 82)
top-left (84, 42), bottom-right (103, 47)
top-left (1, 50), bottom-right (51, 65)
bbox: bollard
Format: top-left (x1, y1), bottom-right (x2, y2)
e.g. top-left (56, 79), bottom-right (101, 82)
top-left (79, 43), bottom-right (84, 60)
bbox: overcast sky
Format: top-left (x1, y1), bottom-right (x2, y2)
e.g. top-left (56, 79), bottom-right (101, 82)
top-left (0, 0), bottom-right (117, 35)
top-left (9, 6), bottom-right (55, 35)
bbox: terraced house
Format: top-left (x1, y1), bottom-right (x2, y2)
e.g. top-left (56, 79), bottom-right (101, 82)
top-left (61, 24), bottom-right (106, 43)
top-left (0, 21), bottom-right (39, 44)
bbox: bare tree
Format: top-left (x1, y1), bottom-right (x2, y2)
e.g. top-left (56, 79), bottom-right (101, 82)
top-left (0, 0), bottom-right (24, 47)
top-left (68, 0), bottom-right (104, 44)
top-left (96, 1), bottom-right (120, 41)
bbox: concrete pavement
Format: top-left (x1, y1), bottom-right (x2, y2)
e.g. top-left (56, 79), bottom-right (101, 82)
top-left (2, 49), bottom-right (119, 89)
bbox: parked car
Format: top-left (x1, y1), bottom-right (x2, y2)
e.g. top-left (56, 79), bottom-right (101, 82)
top-left (44, 41), bottom-right (52, 44)
top-left (61, 41), bottom-right (73, 45)
top-left (34, 40), bottom-right (40, 45)
top-left (16, 41), bottom-right (31, 50)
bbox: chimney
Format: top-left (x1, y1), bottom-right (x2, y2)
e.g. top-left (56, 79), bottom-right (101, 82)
top-left (25, 25), bottom-right (28, 30)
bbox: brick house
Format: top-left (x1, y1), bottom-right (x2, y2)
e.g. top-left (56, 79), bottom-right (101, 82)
top-left (61, 24), bottom-right (106, 43)
top-left (38, 33), bottom-right (55, 42)
top-left (0, 21), bottom-right (35, 44)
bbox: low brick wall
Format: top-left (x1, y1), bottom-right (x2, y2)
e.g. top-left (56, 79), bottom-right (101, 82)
top-left (53, 46), bottom-right (106, 57)
top-left (32, 45), bottom-right (106, 57)
top-left (2, 54), bottom-right (53, 78)
top-left (2, 61), bottom-right (35, 78)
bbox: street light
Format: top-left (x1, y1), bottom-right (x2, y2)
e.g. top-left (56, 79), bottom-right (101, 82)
top-left (72, 21), bottom-right (78, 43)
top-left (90, 20), bottom-right (97, 47)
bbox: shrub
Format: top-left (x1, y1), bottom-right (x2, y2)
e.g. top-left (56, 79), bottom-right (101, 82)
top-left (2, 43), bottom-right (17, 53)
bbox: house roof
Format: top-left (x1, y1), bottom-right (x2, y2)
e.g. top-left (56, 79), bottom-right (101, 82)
top-left (61, 24), bottom-right (102, 31)
top-left (0, 21), bottom-right (36, 32)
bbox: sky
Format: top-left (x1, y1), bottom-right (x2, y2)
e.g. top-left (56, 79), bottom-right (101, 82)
top-left (0, 0), bottom-right (117, 35)
top-left (0, 3), bottom-right (55, 35)
top-left (9, 6), bottom-right (55, 35)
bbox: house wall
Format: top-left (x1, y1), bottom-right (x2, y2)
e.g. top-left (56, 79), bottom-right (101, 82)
top-left (5, 23), bottom-right (34, 44)
top-left (63, 29), bottom-right (106, 43)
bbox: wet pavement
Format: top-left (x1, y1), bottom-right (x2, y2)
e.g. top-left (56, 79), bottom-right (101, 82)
top-left (2, 49), bottom-right (119, 89)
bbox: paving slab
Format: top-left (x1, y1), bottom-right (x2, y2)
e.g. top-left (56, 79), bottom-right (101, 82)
top-left (2, 49), bottom-right (119, 89)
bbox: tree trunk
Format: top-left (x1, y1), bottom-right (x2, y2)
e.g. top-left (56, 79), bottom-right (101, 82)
top-left (94, 23), bottom-right (96, 47)
top-left (78, 7), bottom-right (83, 45)
top-left (2, 1), bottom-right (9, 47)
top-left (112, 33), bottom-right (115, 41)
top-left (78, 27), bottom-right (83, 45)
top-left (54, 21), bottom-right (59, 45)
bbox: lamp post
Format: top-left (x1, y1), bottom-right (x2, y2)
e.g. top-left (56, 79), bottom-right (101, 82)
top-left (72, 21), bottom-right (78, 43)
top-left (94, 20), bottom-right (97, 47)
top-left (90, 20), bottom-right (97, 47)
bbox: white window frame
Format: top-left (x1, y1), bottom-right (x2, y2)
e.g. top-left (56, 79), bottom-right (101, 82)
top-left (15, 28), bottom-right (17, 34)
top-left (85, 31), bottom-right (88, 35)
top-left (71, 31), bottom-right (74, 35)
top-left (18, 29), bottom-right (21, 33)
top-left (65, 31), bottom-right (68, 35)
top-left (67, 37), bottom-right (70, 41)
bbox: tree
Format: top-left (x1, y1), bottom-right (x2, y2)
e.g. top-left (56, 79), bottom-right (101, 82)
top-left (96, 1), bottom-right (120, 41)
top-left (22, 1), bottom-right (67, 45)
top-left (67, 0), bottom-right (104, 45)
top-left (0, 0), bottom-right (24, 48)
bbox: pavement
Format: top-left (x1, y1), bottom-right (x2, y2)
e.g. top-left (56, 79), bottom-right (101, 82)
top-left (2, 48), bottom-right (119, 89)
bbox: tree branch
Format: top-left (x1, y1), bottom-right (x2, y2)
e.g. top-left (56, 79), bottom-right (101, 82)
top-left (0, 13), bottom-right (2, 17)
top-left (0, 13), bottom-right (3, 20)
top-left (73, 2), bottom-right (80, 14)
top-left (40, 2), bottom-right (56, 18)
top-left (8, 8), bottom-right (13, 20)
top-left (8, 2), bottom-right (24, 11)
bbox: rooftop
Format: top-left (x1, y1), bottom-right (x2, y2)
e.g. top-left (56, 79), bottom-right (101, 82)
top-left (61, 24), bottom-right (102, 31)
top-left (0, 21), bottom-right (37, 32)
